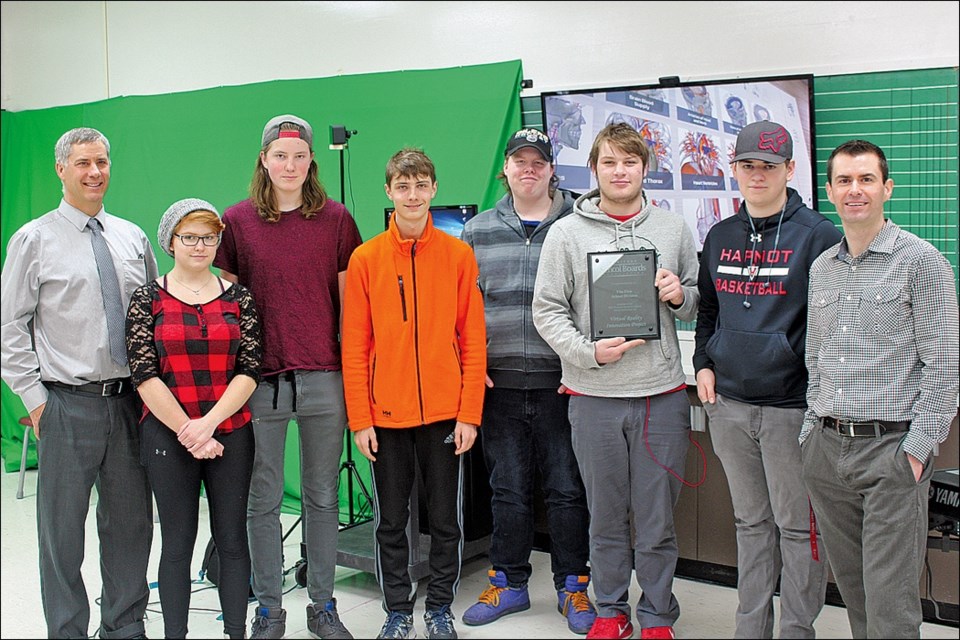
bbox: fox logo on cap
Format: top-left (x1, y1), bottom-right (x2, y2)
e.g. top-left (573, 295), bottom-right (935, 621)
top-left (758, 127), bottom-right (789, 153)
top-left (732, 120), bottom-right (793, 164)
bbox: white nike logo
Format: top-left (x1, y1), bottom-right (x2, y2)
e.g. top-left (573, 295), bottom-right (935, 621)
top-left (618, 622), bottom-right (630, 637)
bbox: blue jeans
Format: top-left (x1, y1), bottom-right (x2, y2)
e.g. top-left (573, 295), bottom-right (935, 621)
top-left (481, 386), bottom-right (590, 590)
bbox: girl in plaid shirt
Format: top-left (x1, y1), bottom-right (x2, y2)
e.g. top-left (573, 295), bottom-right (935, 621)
top-left (126, 198), bottom-right (262, 639)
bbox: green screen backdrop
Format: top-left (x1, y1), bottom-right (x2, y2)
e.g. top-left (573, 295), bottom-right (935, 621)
top-left (0, 60), bottom-right (524, 518)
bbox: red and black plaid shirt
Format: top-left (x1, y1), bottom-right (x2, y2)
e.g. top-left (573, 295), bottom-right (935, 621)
top-left (126, 279), bottom-right (262, 434)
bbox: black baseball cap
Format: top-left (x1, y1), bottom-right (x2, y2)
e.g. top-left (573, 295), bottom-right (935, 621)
top-left (505, 128), bottom-right (553, 162)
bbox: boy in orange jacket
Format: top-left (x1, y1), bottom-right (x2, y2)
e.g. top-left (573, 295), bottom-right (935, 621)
top-left (341, 148), bottom-right (486, 640)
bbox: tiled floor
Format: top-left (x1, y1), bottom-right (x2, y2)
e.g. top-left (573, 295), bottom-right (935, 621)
top-left (2, 468), bottom-right (957, 639)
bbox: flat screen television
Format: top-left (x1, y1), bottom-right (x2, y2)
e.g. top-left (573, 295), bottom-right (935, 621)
top-left (541, 74), bottom-right (815, 250)
top-left (384, 204), bottom-right (479, 238)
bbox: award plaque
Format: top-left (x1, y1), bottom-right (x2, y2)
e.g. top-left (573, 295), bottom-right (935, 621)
top-left (587, 249), bottom-right (661, 340)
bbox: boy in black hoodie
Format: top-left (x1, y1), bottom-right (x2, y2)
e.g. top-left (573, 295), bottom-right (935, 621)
top-left (693, 121), bottom-right (841, 639)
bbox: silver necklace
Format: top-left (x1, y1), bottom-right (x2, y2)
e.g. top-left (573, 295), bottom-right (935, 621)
top-left (172, 273), bottom-right (214, 296)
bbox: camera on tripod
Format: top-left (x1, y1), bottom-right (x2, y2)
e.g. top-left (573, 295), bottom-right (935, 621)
top-left (330, 125), bottom-right (357, 147)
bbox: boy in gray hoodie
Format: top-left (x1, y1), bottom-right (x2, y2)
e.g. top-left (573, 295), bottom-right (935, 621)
top-left (532, 123), bottom-right (700, 640)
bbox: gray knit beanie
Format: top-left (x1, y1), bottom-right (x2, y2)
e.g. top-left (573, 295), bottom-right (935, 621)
top-left (158, 198), bottom-right (220, 257)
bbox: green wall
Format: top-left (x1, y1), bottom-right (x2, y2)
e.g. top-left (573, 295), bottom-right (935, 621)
top-left (0, 60), bottom-right (524, 517)
top-left (813, 67), bottom-right (959, 292)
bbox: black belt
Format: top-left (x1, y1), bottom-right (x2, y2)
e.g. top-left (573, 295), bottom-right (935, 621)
top-left (263, 371), bottom-right (297, 412)
top-left (819, 416), bottom-right (911, 437)
top-left (48, 378), bottom-right (132, 397)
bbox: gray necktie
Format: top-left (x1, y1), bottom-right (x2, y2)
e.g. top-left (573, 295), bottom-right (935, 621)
top-left (87, 218), bottom-right (128, 366)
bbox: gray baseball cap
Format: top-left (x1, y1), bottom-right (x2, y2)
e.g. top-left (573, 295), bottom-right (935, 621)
top-left (262, 114), bottom-right (313, 148)
top-left (732, 121), bottom-right (793, 163)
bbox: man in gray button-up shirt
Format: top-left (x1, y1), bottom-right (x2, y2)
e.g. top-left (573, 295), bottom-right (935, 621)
top-left (801, 139), bottom-right (959, 639)
top-left (1, 127), bottom-right (157, 639)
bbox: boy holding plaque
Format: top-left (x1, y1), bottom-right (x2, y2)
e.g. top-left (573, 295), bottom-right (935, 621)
top-left (533, 123), bottom-right (699, 640)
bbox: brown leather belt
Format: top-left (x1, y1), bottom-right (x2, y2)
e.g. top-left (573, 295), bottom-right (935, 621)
top-left (48, 378), bottom-right (132, 397)
top-left (819, 416), bottom-right (911, 437)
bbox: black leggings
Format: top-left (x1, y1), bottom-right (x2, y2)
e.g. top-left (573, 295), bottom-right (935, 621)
top-left (141, 415), bottom-right (255, 638)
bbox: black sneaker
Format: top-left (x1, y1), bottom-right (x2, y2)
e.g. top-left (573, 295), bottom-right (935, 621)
top-left (423, 605), bottom-right (457, 639)
top-left (250, 606), bottom-right (286, 639)
top-left (307, 598), bottom-right (353, 639)
top-left (377, 611), bottom-right (416, 639)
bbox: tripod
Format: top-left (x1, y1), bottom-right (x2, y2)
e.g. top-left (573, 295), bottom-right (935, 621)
top-left (339, 432), bottom-right (374, 529)
top-left (283, 431), bottom-right (373, 588)
top-left (330, 124), bottom-right (373, 530)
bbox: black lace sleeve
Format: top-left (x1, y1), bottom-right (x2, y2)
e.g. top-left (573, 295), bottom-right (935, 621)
top-left (233, 284), bottom-right (263, 383)
top-left (125, 282), bottom-right (161, 387)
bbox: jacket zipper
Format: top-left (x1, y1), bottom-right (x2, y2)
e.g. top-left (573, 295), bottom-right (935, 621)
top-left (398, 276), bottom-right (407, 321)
top-left (411, 242), bottom-right (425, 423)
top-left (522, 233), bottom-right (530, 366)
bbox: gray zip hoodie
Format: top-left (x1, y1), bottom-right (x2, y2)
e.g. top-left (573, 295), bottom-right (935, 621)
top-left (462, 189), bottom-right (575, 389)
top-left (532, 189), bottom-right (700, 397)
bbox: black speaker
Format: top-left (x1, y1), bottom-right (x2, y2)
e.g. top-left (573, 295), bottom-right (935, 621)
top-left (201, 538), bottom-right (254, 596)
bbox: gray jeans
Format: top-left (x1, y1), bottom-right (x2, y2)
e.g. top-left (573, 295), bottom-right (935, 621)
top-left (37, 385), bottom-right (153, 639)
top-left (246, 370), bottom-right (347, 607)
top-left (569, 391), bottom-right (690, 628)
top-left (801, 424), bottom-right (932, 639)
top-left (705, 395), bottom-right (827, 638)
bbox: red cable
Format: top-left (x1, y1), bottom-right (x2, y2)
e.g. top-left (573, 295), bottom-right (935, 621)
top-left (642, 396), bottom-right (707, 488)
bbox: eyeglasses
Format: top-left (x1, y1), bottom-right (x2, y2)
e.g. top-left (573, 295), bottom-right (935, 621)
top-left (175, 233), bottom-right (221, 247)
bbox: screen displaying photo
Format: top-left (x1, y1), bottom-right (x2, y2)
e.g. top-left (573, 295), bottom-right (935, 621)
top-left (384, 204), bottom-right (478, 238)
top-left (542, 75), bottom-right (815, 250)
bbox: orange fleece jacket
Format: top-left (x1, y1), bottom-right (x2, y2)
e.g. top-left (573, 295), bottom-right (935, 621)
top-left (342, 214), bottom-right (486, 431)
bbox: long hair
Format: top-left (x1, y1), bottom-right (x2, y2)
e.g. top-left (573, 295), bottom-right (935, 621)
top-left (249, 123), bottom-right (328, 223)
